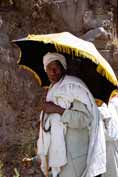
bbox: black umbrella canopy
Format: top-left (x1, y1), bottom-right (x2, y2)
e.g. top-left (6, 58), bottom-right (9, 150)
top-left (13, 32), bottom-right (118, 103)
top-left (16, 40), bottom-right (55, 86)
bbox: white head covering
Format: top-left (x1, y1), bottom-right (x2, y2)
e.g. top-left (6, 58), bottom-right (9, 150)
top-left (43, 52), bottom-right (67, 71)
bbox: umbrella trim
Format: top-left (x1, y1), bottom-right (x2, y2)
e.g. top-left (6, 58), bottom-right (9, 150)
top-left (96, 64), bottom-right (118, 86)
top-left (54, 43), bottom-right (118, 86)
top-left (28, 35), bottom-right (98, 64)
top-left (16, 49), bottom-right (42, 85)
top-left (17, 48), bottom-right (22, 64)
top-left (19, 35), bottom-right (118, 87)
top-left (27, 35), bottom-right (118, 86)
top-left (110, 89), bottom-right (118, 99)
top-left (19, 65), bottom-right (42, 85)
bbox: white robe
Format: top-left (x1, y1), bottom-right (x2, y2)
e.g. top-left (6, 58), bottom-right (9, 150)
top-left (110, 96), bottom-right (118, 116)
top-left (37, 75), bottom-right (106, 177)
top-left (98, 100), bottom-right (118, 177)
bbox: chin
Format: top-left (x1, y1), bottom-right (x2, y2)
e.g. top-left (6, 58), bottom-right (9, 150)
top-left (50, 79), bottom-right (58, 84)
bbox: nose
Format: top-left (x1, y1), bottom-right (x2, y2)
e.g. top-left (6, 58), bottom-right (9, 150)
top-left (49, 68), bottom-right (57, 75)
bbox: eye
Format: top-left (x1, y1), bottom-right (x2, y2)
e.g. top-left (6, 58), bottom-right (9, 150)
top-left (46, 61), bottom-right (62, 74)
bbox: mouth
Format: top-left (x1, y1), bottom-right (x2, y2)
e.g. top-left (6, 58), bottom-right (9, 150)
top-left (48, 75), bottom-right (59, 82)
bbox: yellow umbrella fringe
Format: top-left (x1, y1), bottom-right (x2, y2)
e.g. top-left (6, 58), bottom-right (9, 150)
top-left (110, 89), bottom-right (118, 100)
top-left (16, 44), bottom-right (42, 85)
top-left (55, 42), bottom-right (114, 84)
top-left (27, 35), bottom-right (107, 65)
top-left (96, 90), bottom-right (118, 103)
top-left (28, 34), bottom-right (100, 65)
top-left (55, 43), bottom-right (98, 63)
top-left (97, 64), bottom-right (118, 86)
top-left (17, 48), bottom-right (22, 64)
top-left (24, 35), bottom-right (118, 86)
top-left (28, 34), bottom-right (98, 63)
top-left (19, 65), bottom-right (42, 86)
top-left (55, 43), bottom-right (118, 86)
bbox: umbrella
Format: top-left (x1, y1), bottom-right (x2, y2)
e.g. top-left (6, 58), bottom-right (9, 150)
top-left (12, 32), bottom-right (118, 103)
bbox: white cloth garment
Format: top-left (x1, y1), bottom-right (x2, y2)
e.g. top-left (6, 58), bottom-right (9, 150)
top-left (37, 75), bottom-right (106, 177)
top-left (110, 96), bottom-right (118, 116)
top-left (98, 102), bottom-right (118, 141)
top-left (98, 100), bottom-right (118, 177)
top-left (37, 112), bottom-right (67, 177)
top-left (37, 77), bottom-right (69, 177)
top-left (59, 76), bottom-right (106, 177)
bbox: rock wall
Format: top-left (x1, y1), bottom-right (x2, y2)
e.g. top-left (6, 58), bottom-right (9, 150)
top-left (0, 0), bottom-right (118, 176)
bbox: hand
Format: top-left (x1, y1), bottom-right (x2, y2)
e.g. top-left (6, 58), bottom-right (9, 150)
top-left (41, 101), bottom-right (65, 115)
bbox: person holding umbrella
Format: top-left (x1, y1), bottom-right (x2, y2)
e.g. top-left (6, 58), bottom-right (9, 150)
top-left (37, 52), bottom-right (106, 177)
top-left (13, 32), bottom-right (118, 177)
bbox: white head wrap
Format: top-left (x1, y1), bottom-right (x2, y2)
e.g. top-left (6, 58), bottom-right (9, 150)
top-left (43, 52), bottom-right (67, 71)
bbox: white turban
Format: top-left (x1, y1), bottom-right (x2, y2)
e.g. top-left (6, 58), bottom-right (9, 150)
top-left (43, 52), bottom-right (67, 71)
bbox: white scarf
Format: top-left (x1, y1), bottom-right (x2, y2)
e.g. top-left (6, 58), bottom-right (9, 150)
top-left (37, 77), bottom-right (69, 177)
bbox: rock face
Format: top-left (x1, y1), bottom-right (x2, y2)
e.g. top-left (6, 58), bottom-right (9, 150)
top-left (0, 47), bottom-right (43, 176)
top-left (0, 0), bottom-right (118, 176)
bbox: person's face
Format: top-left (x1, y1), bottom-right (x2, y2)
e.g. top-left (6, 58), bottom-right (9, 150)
top-left (46, 60), bottom-right (64, 84)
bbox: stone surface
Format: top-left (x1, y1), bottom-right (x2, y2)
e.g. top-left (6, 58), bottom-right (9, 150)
top-left (0, 16), bottom-right (3, 28)
top-left (81, 27), bottom-right (110, 50)
top-left (0, 33), bottom-right (9, 47)
top-left (113, 48), bottom-right (118, 70)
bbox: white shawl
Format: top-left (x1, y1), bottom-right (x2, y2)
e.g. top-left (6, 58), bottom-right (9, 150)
top-left (99, 102), bottom-right (118, 141)
top-left (109, 96), bottom-right (118, 116)
top-left (98, 99), bottom-right (118, 177)
top-left (37, 77), bottom-right (70, 177)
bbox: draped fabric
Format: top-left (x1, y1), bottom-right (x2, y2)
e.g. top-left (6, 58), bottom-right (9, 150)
top-left (98, 97), bottom-right (118, 177)
top-left (37, 75), bottom-right (106, 177)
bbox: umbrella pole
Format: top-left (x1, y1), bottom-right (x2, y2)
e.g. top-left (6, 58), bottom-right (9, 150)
top-left (45, 155), bottom-right (49, 177)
